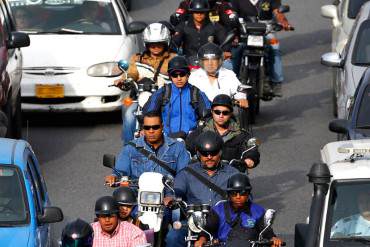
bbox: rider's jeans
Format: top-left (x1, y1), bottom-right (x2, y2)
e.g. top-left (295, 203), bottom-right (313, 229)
top-left (121, 102), bottom-right (138, 144)
top-left (166, 221), bottom-right (187, 247)
top-left (231, 33), bottom-right (284, 85)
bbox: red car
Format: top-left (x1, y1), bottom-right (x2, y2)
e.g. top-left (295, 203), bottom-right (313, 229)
top-left (0, 0), bottom-right (30, 138)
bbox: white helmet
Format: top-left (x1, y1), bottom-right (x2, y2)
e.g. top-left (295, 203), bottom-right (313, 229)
top-left (143, 23), bottom-right (171, 47)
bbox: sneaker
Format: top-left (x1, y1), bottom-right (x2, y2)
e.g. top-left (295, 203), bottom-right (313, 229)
top-left (272, 84), bottom-right (283, 97)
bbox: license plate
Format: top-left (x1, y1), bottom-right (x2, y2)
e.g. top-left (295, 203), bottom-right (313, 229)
top-left (209, 15), bottom-right (220, 22)
top-left (35, 84), bottom-right (64, 98)
top-left (247, 35), bottom-right (264, 47)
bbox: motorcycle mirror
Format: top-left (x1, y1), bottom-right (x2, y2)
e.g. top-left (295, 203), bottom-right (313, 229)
top-left (247, 137), bottom-right (261, 147)
top-left (220, 31), bottom-right (235, 49)
top-left (118, 60), bottom-right (129, 72)
top-left (278, 5), bottom-right (290, 13)
top-left (162, 174), bottom-right (174, 188)
top-left (237, 84), bottom-right (252, 93)
top-left (264, 209), bottom-right (276, 227)
top-left (103, 154), bottom-right (116, 169)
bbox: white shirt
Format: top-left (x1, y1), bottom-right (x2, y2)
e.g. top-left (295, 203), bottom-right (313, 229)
top-left (331, 214), bottom-right (370, 237)
top-left (188, 67), bottom-right (246, 101)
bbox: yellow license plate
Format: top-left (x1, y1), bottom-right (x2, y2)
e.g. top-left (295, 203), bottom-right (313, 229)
top-left (35, 84), bottom-right (64, 98)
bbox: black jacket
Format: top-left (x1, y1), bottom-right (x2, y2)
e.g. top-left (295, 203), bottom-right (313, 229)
top-left (186, 118), bottom-right (260, 172)
top-left (231, 0), bottom-right (280, 20)
top-left (173, 17), bottom-right (230, 58)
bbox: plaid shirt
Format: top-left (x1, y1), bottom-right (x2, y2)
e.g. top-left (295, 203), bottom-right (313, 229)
top-left (91, 220), bottom-right (147, 247)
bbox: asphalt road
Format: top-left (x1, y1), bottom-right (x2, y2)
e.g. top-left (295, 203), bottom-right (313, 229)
top-left (23, 0), bottom-right (336, 245)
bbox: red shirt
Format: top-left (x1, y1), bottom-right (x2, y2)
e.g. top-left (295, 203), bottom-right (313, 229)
top-left (91, 220), bottom-right (147, 247)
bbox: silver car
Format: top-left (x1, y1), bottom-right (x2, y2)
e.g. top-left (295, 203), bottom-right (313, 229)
top-left (321, 1), bottom-right (370, 118)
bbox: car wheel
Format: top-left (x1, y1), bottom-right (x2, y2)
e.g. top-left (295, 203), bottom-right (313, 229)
top-left (0, 110), bottom-right (8, 137)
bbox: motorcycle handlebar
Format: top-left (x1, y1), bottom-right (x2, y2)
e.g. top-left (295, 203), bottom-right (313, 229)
top-left (251, 240), bottom-right (286, 246)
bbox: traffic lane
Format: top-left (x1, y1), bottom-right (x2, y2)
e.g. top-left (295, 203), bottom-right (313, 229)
top-left (130, 0), bottom-right (179, 22)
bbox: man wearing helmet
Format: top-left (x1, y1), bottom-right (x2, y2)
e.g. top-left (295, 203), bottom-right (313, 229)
top-left (143, 56), bottom-right (211, 138)
top-left (186, 94), bottom-right (260, 172)
top-left (172, 0), bottom-right (232, 66)
top-left (91, 196), bottom-right (147, 247)
top-left (194, 173), bottom-right (284, 247)
top-left (61, 219), bottom-right (94, 247)
top-left (114, 22), bottom-right (176, 144)
top-left (165, 131), bottom-right (239, 247)
top-left (112, 187), bottom-right (149, 230)
top-left (189, 42), bottom-right (248, 108)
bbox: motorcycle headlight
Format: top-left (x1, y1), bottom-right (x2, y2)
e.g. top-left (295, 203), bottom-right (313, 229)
top-left (87, 62), bottom-right (122, 77)
top-left (138, 91), bottom-right (152, 108)
top-left (188, 212), bottom-right (204, 233)
top-left (140, 191), bottom-right (161, 205)
top-left (247, 35), bottom-right (264, 47)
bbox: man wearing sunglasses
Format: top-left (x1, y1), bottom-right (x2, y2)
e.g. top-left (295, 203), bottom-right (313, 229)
top-left (143, 56), bottom-right (211, 138)
top-left (105, 111), bottom-right (190, 185)
top-left (187, 94), bottom-right (260, 172)
top-left (165, 131), bottom-right (239, 247)
top-left (194, 173), bottom-right (284, 247)
top-left (91, 196), bottom-right (147, 247)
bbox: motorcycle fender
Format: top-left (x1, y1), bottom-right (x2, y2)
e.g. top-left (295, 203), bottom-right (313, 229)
top-left (139, 212), bottom-right (163, 232)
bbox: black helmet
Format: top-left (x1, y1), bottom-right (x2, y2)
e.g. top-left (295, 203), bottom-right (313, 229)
top-left (168, 56), bottom-right (190, 74)
top-left (94, 196), bottom-right (119, 216)
top-left (196, 131), bottom-right (223, 154)
top-left (227, 173), bottom-right (252, 192)
top-left (61, 218), bottom-right (93, 247)
top-left (198, 42), bottom-right (223, 60)
top-left (189, 0), bottom-right (210, 12)
top-left (212, 94), bottom-right (233, 111)
top-left (113, 187), bottom-right (137, 206)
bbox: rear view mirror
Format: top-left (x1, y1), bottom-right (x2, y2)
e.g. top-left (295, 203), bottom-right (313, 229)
top-left (321, 5), bottom-right (338, 19)
top-left (38, 207), bottom-right (63, 224)
top-left (237, 84), bottom-right (252, 93)
top-left (7, 31), bottom-right (30, 49)
top-left (247, 137), bottom-right (261, 147)
top-left (321, 52), bottom-right (344, 68)
top-left (220, 31), bottom-right (235, 48)
top-left (103, 154), bottom-right (116, 169)
top-left (278, 5), bottom-right (290, 13)
top-left (329, 119), bottom-right (349, 134)
top-left (118, 60), bottom-right (129, 71)
top-left (127, 21), bottom-right (147, 35)
top-left (264, 209), bottom-right (276, 226)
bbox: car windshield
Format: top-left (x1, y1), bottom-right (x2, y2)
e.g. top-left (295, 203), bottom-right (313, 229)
top-left (352, 20), bottom-right (370, 65)
top-left (9, 0), bottom-right (121, 34)
top-left (348, 0), bottom-right (370, 19)
top-left (0, 165), bottom-right (28, 226)
top-left (356, 84), bottom-right (370, 132)
top-left (328, 181), bottom-right (370, 245)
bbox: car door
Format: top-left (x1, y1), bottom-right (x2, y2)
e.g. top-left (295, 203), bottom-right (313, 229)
top-left (26, 154), bottom-right (50, 247)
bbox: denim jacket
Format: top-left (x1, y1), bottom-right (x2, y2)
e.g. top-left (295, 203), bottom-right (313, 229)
top-left (115, 135), bottom-right (190, 179)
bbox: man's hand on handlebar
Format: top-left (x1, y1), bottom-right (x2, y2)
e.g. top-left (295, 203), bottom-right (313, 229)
top-left (236, 99), bottom-right (248, 109)
top-left (245, 158), bottom-right (255, 168)
top-left (271, 237), bottom-right (283, 247)
top-left (114, 78), bottom-right (125, 88)
top-left (194, 236), bottom-right (207, 247)
top-left (104, 175), bottom-right (117, 187)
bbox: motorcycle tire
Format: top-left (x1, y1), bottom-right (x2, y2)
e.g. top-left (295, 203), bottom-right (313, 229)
top-left (256, 65), bottom-right (265, 115)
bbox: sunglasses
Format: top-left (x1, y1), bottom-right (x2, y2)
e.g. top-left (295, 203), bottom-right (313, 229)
top-left (213, 109), bottom-right (231, 116)
top-left (96, 213), bottom-right (116, 218)
top-left (170, 70), bottom-right (188, 78)
top-left (229, 191), bottom-right (249, 197)
top-left (143, 124), bottom-right (161, 130)
top-left (199, 150), bottom-right (220, 157)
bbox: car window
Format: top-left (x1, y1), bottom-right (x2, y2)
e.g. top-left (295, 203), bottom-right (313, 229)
top-left (0, 165), bottom-right (29, 226)
top-left (348, 0), bottom-right (369, 19)
top-left (352, 20), bottom-right (370, 65)
top-left (27, 157), bottom-right (47, 203)
top-left (326, 181), bottom-right (370, 242)
top-left (9, 0), bottom-right (121, 34)
top-left (27, 163), bottom-right (42, 214)
top-left (356, 84), bottom-right (370, 127)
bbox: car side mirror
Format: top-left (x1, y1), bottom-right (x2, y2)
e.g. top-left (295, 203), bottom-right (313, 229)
top-left (321, 5), bottom-right (338, 19)
top-left (103, 154), bottom-right (116, 169)
top-left (6, 31), bottom-right (30, 49)
top-left (321, 52), bottom-right (344, 68)
top-left (278, 5), bottom-right (290, 13)
top-left (329, 119), bottom-right (349, 134)
top-left (38, 207), bottom-right (63, 224)
top-left (294, 223), bottom-right (309, 247)
top-left (127, 21), bottom-right (147, 35)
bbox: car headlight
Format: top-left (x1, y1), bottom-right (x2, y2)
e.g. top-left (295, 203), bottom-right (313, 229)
top-left (87, 62), bottom-right (122, 77)
top-left (138, 92), bottom-right (152, 108)
top-left (140, 191), bottom-right (161, 205)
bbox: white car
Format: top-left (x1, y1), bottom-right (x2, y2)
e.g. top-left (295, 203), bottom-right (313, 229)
top-left (295, 139), bottom-right (370, 247)
top-left (10, 0), bottom-right (146, 112)
top-left (321, 0), bottom-right (369, 54)
top-left (321, 1), bottom-right (370, 118)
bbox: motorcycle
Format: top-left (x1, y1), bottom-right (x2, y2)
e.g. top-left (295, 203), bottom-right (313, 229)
top-left (229, 136), bottom-right (261, 173)
top-left (110, 60), bottom-right (158, 138)
top-left (102, 154), bottom-right (175, 247)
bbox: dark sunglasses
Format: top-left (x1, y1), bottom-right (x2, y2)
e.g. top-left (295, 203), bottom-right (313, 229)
top-left (143, 124), bottom-right (161, 130)
top-left (229, 190), bottom-right (249, 197)
top-left (213, 109), bottom-right (231, 116)
top-left (198, 150), bottom-right (220, 157)
top-left (96, 213), bottom-right (116, 218)
top-left (170, 70), bottom-right (188, 78)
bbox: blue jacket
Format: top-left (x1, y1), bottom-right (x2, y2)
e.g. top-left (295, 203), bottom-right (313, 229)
top-left (143, 83), bottom-right (211, 135)
top-left (116, 135), bottom-right (190, 179)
